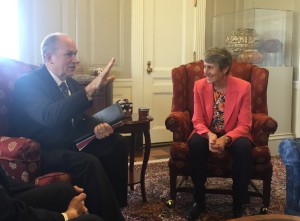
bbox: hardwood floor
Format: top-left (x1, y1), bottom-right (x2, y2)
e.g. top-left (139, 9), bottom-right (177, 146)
top-left (134, 143), bottom-right (170, 162)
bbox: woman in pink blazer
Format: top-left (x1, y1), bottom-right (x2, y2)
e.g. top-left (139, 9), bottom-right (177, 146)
top-left (186, 48), bottom-right (254, 221)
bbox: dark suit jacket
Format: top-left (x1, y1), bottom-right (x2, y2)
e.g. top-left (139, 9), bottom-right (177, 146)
top-left (11, 65), bottom-right (96, 151)
top-left (0, 166), bottom-right (64, 221)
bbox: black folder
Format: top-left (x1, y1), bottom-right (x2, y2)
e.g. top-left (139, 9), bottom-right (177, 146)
top-left (73, 103), bottom-right (126, 150)
top-left (92, 103), bottom-right (126, 126)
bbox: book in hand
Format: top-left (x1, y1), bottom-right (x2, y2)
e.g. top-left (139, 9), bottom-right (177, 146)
top-left (75, 103), bottom-right (126, 151)
top-left (92, 103), bottom-right (126, 126)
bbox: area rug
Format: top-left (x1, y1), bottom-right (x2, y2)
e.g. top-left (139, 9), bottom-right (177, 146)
top-left (122, 156), bottom-right (286, 221)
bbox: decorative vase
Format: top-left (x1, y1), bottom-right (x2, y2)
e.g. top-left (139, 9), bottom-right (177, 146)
top-left (225, 28), bottom-right (263, 58)
top-left (117, 99), bottom-right (133, 116)
top-left (237, 49), bottom-right (264, 64)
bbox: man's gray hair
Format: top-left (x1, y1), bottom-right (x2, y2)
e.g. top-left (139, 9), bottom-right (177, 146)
top-left (40, 32), bottom-right (66, 62)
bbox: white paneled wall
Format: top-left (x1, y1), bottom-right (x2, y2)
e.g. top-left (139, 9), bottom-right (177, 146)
top-left (18, 0), bottom-right (133, 120)
top-left (17, 0), bottom-right (298, 149)
top-left (19, 0), bottom-right (131, 80)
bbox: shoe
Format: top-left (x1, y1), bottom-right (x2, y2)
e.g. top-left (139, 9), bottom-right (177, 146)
top-left (185, 202), bottom-right (206, 221)
top-left (232, 204), bottom-right (250, 218)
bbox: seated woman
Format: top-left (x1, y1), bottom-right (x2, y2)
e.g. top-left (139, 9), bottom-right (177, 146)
top-left (186, 47), bottom-right (254, 220)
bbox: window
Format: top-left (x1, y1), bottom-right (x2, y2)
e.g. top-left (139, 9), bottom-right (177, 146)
top-left (0, 0), bottom-right (19, 59)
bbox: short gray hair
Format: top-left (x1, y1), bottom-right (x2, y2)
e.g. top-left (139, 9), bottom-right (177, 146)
top-left (203, 47), bottom-right (232, 74)
top-left (40, 32), bottom-right (66, 62)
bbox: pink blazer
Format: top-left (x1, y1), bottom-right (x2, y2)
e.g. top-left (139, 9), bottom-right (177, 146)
top-left (190, 75), bottom-right (253, 143)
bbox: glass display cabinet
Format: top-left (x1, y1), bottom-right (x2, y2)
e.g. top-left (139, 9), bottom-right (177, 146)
top-left (212, 8), bottom-right (294, 155)
top-left (212, 8), bottom-right (294, 67)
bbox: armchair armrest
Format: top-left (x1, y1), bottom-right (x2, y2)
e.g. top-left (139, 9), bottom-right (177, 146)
top-left (0, 136), bottom-right (40, 161)
top-left (165, 111), bottom-right (192, 142)
top-left (35, 172), bottom-right (71, 186)
top-left (251, 113), bottom-right (278, 146)
top-left (0, 136), bottom-right (40, 183)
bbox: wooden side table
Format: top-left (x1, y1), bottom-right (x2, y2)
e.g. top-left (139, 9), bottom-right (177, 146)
top-left (115, 113), bottom-right (153, 202)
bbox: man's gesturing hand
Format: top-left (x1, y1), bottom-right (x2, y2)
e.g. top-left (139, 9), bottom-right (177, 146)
top-left (85, 57), bottom-right (116, 98)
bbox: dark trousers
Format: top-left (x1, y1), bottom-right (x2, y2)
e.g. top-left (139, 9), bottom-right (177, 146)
top-left (13, 182), bottom-right (103, 221)
top-left (188, 133), bottom-right (253, 206)
top-left (71, 214), bottom-right (104, 221)
top-left (82, 133), bottom-right (128, 208)
top-left (40, 133), bottom-right (127, 221)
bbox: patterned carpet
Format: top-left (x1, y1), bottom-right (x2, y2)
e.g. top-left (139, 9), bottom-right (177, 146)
top-left (122, 157), bottom-right (286, 221)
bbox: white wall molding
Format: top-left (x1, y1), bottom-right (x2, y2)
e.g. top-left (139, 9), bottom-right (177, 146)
top-left (194, 0), bottom-right (206, 60)
top-left (293, 80), bottom-right (300, 137)
top-left (113, 78), bottom-right (132, 103)
top-left (131, 0), bottom-right (144, 108)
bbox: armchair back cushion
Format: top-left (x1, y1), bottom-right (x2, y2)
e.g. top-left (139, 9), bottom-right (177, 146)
top-left (0, 58), bottom-right (70, 185)
top-left (0, 58), bottom-right (37, 135)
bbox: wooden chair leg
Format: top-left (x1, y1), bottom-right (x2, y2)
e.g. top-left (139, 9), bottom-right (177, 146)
top-left (170, 174), bottom-right (177, 201)
top-left (262, 175), bottom-right (272, 208)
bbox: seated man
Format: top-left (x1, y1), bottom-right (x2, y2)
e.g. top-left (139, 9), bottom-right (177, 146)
top-left (0, 165), bottom-right (103, 221)
top-left (10, 33), bottom-right (127, 221)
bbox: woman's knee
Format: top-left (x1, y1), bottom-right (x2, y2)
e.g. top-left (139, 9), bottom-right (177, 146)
top-left (188, 133), bottom-right (208, 155)
top-left (230, 137), bottom-right (253, 156)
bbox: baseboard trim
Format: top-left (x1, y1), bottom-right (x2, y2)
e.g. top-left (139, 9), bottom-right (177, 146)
top-left (133, 158), bottom-right (169, 165)
top-left (151, 142), bottom-right (171, 148)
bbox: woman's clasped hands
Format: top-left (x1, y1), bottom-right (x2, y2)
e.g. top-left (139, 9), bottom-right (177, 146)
top-left (208, 133), bottom-right (227, 154)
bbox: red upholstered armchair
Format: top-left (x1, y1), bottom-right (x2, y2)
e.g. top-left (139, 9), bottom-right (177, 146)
top-left (165, 60), bottom-right (278, 211)
top-left (0, 57), bottom-right (70, 185)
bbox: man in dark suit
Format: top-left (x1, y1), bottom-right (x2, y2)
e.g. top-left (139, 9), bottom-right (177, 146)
top-left (10, 33), bottom-right (127, 221)
top-left (0, 165), bottom-right (103, 221)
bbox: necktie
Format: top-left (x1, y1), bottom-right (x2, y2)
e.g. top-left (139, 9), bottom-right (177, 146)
top-left (59, 82), bottom-right (75, 127)
top-left (59, 82), bottom-right (69, 97)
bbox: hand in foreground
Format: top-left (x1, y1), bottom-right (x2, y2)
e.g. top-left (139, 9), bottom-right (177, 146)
top-left (64, 192), bottom-right (88, 220)
top-left (73, 185), bottom-right (84, 194)
top-left (85, 57), bottom-right (116, 98)
top-left (94, 123), bottom-right (114, 139)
